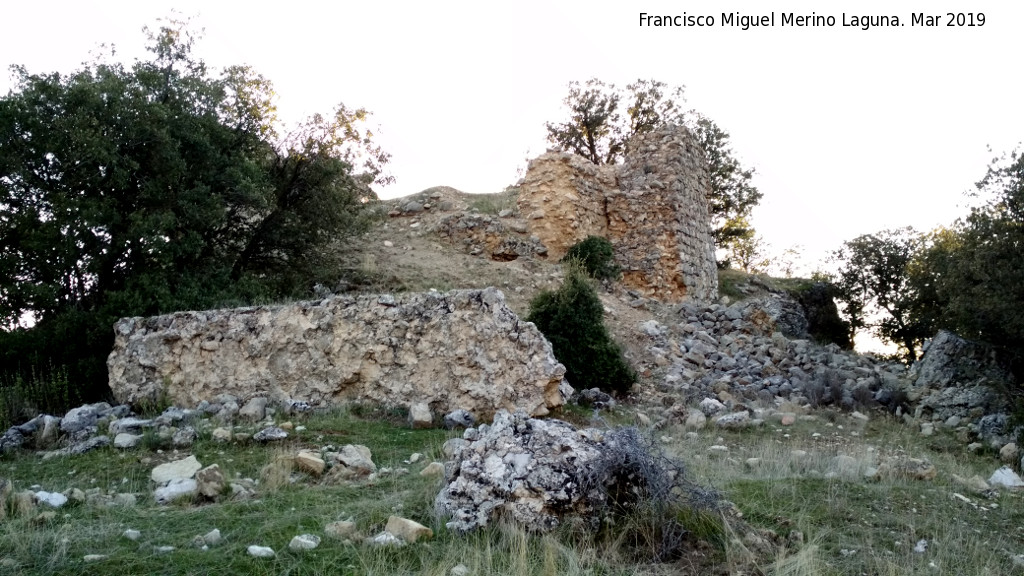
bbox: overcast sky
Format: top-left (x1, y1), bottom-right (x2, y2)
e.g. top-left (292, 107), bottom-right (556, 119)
top-left (3, 1), bottom-right (1022, 272)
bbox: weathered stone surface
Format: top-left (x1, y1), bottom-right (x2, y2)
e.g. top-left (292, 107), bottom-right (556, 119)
top-left (443, 409), bottom-right (475, 430)
top-left (152, 456), bottom-right (202, 484)
top-left (517, 124), bottom-right (718, 302)
top-left (409, 403), bottom-right (433, 429)
top-left (295, 451), bottom-right (326, 476)
top-left (386, 516), bottom-right (433, 543)
top-left (328, 445), bottom-right (376, 481)
top-left (289, 534), bottom-right (321, 551)
top-left (436, 410), bottom-right (675, 533)
top-left (154, 478), bottom-right (198, 503)
top-left (325, 520), bottom-right (358, 540)
top-left (195, 464), bottom-right (226, 498)
top-left (108, 288), bottom-right (570, 418)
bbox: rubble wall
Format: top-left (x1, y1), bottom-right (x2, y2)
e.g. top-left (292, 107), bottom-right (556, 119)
top-left (107, 288), bottom-right (571, 418)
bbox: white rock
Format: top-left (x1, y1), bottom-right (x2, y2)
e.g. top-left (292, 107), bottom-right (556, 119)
top-left (365, 531), bottom-right (405, 547)
top-left (34, 491), bottom-right (68, 508)
top-left (83, 554), bottom-right (108, 562)
top-left (151, 455), bottom-right (202, 484)
top-left (289, 534), bottom-right (321, 551)
top-left (420, 462), bottom-right (445, 477)
top-left (913, 539), bottom-right (927, 553)
top-left (203, 529), bottom-right (222, 546)
top-left (114, 433), bottom-right (143, 449)
top-left (450, 564), bottom-right (471, 576)
top-left (123, 529), bottom-right (141, 541)
top-left (989, 465), bottom-right (1024, 488)
top-left (409, 402), bottom-right (432, 429)
top-left (154, 478), bottom-right (198, 504)
top-left (247, 545), bottom-right (275, 558)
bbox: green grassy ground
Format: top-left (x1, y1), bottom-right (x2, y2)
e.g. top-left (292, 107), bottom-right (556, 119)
top-left (2, 407), bottom-right (1022, 575)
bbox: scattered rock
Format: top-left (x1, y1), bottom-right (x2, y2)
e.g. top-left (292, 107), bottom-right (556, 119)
top-left (154, 478), bottom-right (198, 504)
top-left (444, 409), bottom-right (475, 430)
top-left (409, 403), bottom-right (433, 429)
top-left (195, 464), bottom-right (226, 499)
top-left (989, 466), bottom-right (1024, 489)
top-left (123, 529), bottom-right (141, 541)
top-left (289, 534), bottom-right (321, 551)
top-left (365, 531), bottom-right (405, 547)
top-left (386, 515), bottom-right (433, 543)
top-left (83, 554), bottom-right (108, 562)
top-left (34, 491), bottom-right (68, 508)
top-left (152, 455), bottom-right (202, 484)
top-left (113, 433), bottom-right (143, 449)
top-left (1000, 443), bottom-right (1019, 464)
top-left (420, 462), bottom-right (445, 477)
top-left (253, 427), bottom-right (288, 442)
top-left (247, 545), bottom-right (276, 558)
top-left (295, 451), bottom-right (326, 476)
top-left (239, 397), bottom-right (269, 422)
top-left (325, 520), bottom-right (358, 540)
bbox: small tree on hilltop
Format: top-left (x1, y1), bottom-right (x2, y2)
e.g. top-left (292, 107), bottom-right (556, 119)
top-left (527, 264), bottom-right (636, 396)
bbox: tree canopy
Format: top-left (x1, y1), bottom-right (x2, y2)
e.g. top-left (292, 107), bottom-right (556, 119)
top-left (544, 79), bottom-right (762, 264)
top-left (830, 227), bottom-right (935, 363)
top-left (0, 18), bottom-right (389, 403)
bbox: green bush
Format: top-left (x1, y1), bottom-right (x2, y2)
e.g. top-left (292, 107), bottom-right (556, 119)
top-left (527, 265), bottom-right (635, 395)
top-left (562, 236), bottom-right (621, 280)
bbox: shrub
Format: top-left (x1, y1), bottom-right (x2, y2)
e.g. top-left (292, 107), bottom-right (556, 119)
top-left (527, 264), bottom-right (636, 395)
top-left (562, 236), bottom-right (621, 281)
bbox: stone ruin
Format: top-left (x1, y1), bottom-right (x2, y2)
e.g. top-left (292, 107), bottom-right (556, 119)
top-left (517, 124), bottom-right (719, 303)
top-left (107, 288), bottom-right (572, 419)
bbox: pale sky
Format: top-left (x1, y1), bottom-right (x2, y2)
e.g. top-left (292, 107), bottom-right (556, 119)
top-left (3, 1), bottom-right (1022, 272)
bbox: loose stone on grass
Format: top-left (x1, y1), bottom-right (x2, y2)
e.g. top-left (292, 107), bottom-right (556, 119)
top-left (247, 545), bottom-right (276, 558)
top-left (289, 534), bottom-right (321, 551)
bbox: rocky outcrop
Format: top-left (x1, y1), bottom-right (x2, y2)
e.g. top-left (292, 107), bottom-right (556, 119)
top-left (436, 410), bottom-right (699, 533)
top-left (517, 124), bottom-right (718, 303)
top-left (108, 288), bottom-right (572, 418)
top-left (909, 330), bottom-right (1014, 433)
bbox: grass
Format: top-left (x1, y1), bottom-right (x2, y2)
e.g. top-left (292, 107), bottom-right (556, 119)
top-left (2, 405), bottom-right (1023, 574)
top-left (467, 188), bottom-right (519, 216)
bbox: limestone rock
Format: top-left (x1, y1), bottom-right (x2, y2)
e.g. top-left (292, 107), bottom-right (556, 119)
top-left (247, 545), bottom-right (275, 558)
top-left (253, 427), bottom-right (288, 442)
top-left (420, 462), bottom-right (445, 477)
top-left (385, 515), bottom-right (433, 543)
top-left (295, 451), bottom-right (326, 476)
top-left (436, 410), bottom-right (676, 533)
top-left (154, 478), bottom-right (198, 504)
top-left (409, 403), bottom-right (432, 429)
top-left (289, 533), bottom-right (321, 551)
top-left (239, 397), bottom-right (268, 422)
top-left (989, 466), bottom-right (1024, 489)
top-left (195, 464), bottom-right (226, 499)
top-left (113, 433), bottom-right (143, 449)
top-left (108, 288), bottom-right (570, 419)
top-left (1000, 443), bottom-right (1019, 464)
top-left (444, 409), bottom-right (476, 430)
top-left (152, 456), bottom-right (202, 484)
top-left (873, 457), bottom-right (937, 481)
top-left (328, 445), bottom-right (376, 481)
top-left (325, 520), bottom-right (358, 540)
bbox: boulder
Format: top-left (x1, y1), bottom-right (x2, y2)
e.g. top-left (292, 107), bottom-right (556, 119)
top-left (385, 516), bottom-right (433, 543)
top-left (436, 410), bottom-right (689, 533)
top-left (152, 456), bottom-right (202, 484)
top-left (108, 288), bottom-right (571, 419)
